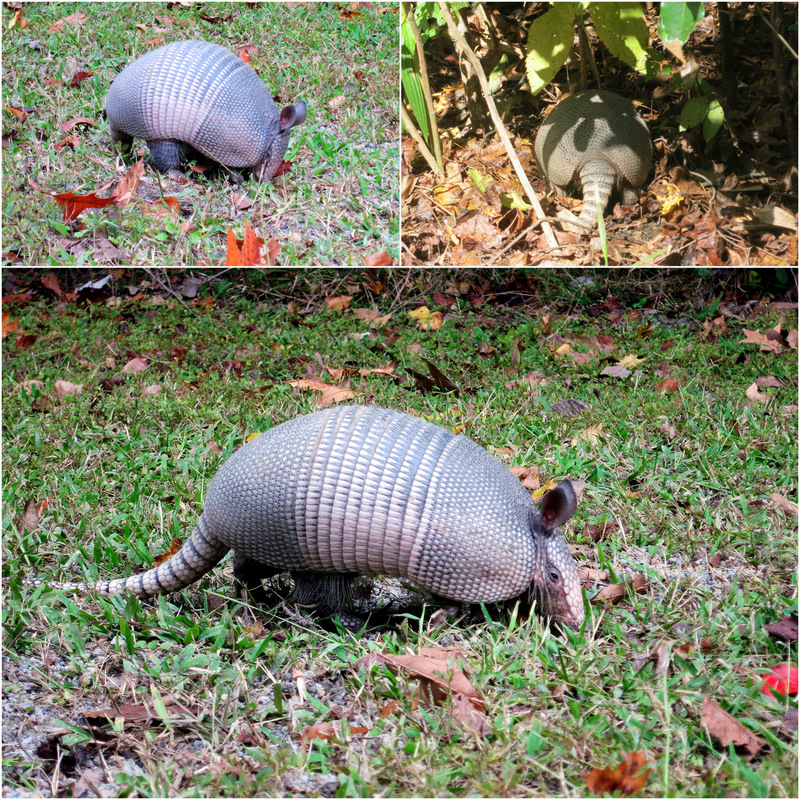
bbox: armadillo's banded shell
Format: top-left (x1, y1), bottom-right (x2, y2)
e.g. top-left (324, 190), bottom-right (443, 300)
top-left (205, 405), bottom-right (538, 603)
top-left (535, 89), bottom-right (652, 220)
top-left (105, 40), bottom-right (283, 169)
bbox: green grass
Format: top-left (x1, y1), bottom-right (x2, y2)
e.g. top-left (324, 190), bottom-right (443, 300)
top-left (2, 268), bottom-right (797, 797)
top-left (1, 3), bottom-right (399, 266)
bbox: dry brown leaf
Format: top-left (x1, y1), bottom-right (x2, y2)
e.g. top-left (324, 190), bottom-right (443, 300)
top-left (653, 642), bottom-right (671, 676)
top-left (353, 648), bottom-right (489, 737)
top-left (16, 499), bottom-right (41, 534)
top-left (121, 357), bottom-right (148, 375)
top-left (765, 614), bottom-right (798, 642)
top-left (700, 696), bottom-right (765, 757)
top-left (353, 308), bottom-right (392, 326)
top-left (740, 328), bottom-right (783, 353)
top-left (300, 721), bottom-right (369, 747)
top-left (600, 364), bottom-right (631, 379)
top-left (770, 492), bottom-right (797, 516)
top-left (585, 750), bottom-right (652, 796)
top-left (325, 295), bottom-right (352, 312)
top-left (41, 273), bottom-right (64, 296)
top-left (2, 311), bottom-right (20, 338)
top-left (582, 520), bottom-right (619, 543)
top-left (54, 380), bottom-right (83, 396)
top-left (84, 699), bottom-right (196, 724)
top-left (153, 538), bottom-right (182, 566)
top-left (579, 565), bottom-right (610, 582)
top-left (317, 386), bottom-right (356, 407)
top-left (550, 398), bottom-right (590, 417)
top-left (594, 574), bottom-right (649, 604)
top-left (359, 364), bottom-right (397, 378)
top-left (509, 465), bottom-right (540, 491)
top-left (379, 700), bottom-right (401, 718)
top-left (571, 424), bottom-right (604, 447)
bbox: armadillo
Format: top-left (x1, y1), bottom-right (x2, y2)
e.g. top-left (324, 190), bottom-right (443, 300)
top-left (534, 89), bottom-right (652, 228)
top-left (105, 40), bottom-right (306, 182)
top-left (16, 406), bottom-right (585, 629)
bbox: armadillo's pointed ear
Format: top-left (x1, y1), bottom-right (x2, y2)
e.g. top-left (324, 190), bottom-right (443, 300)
top-left (540, 481), bottom-right (577, 532)
top-left (280, 101), bottom-right (307, 130)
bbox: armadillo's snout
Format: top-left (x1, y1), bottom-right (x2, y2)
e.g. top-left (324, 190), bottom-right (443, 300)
top-left (533, 532), bottom-right (585, 630)
top-left (562, 584), bottom-right (585, 629)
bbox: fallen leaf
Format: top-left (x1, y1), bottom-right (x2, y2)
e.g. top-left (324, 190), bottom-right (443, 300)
top-left (153, 538), bottom-right (182, 566)
top-left (761, 664), bottom-right (799, 698)
top-left (41, 273), bottom-right (64, 296)
top-left (585, 750), bottom-right (652, 796)
top-left (745, 382), bottom-right (773, 404)
top-left (700, 696), bottom-right (765, 757)
top-left (2, 311), bottom-right (20, 338)
top-left (765, 614), bottom-right (798, 641)
top-left (550, 398), bottom-right (590, 417)
top-left (594, 574), bottom-right (648, 604)
top-left (509, 465), bottom-right (540, 491)
top-left (54, 380), bottom-right (83, 396)
top-left (618, 353), bottom-right (647, 368)
top-left (325, 295), bottom-right (352, 312)
top-left (571, 424), bottom-right (604, 447)
top-left (16, 499), bottom-right (41, 533)
top-left (300, 721), bottom-right (369, 747)
top-left (582, 520), bottom-right (619, 542)
top-left (365, 250), bottom-right (393, 266)
top-left (84, 699), bottom-right (196, 724)
top-left (770, 492), bottom-right (797, 516)
top-left (600, 365), bottom-right (632, 379)
top-left (409, 306), bottom-right (443, 331)
top-left (405, 359), bottom-right (458, 394)
top-left (122, 357), bottom-right (148, 375)
top-left (353, 647), bottom-right (488, 737)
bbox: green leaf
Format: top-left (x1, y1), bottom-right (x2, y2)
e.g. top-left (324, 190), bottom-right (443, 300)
top-left (499, 191), bottom-right (533, 211)
top-left (401, 19), bottom-right (431, 142)
top-left (468, 169), bottom-right (492, 193)
top-left (591, 1), bottom-right (650, 73)
top-left (680, 96), bottom-right (709, 129)
top-left (150, 683), bottom-right (169, 721)
top-left (657, 1), bottom-right (705, 45)
top-left (703, 99), bottom-right (724, 141)
top-left (526, 2), bottom-right (583, 96)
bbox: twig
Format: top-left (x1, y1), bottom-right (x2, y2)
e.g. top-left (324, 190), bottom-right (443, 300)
top-left (437, 1), bottom-right (558, 249)
top-left (401, 105), bottom-right (445, 177)
top-left (142, 269), bottom-right (202, 316)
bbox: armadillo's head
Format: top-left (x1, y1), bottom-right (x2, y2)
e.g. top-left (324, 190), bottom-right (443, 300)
top-left (528, 481), bottom-right (585, 630)
top-left (256, 101), bottom-right (307, 183)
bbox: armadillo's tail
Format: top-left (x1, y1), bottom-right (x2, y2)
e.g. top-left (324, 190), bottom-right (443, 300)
top-left (7, 514), bottom-right (229, 598)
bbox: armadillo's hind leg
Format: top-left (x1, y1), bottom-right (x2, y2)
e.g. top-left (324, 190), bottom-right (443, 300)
top-left (290, 571), bottom-right (359, 618)
top-left (232, 552), bottom-right (283, 605)
top-left (145, 139), bottom-right (188, 178)
top-left (99, 513), bottom-right (227, 597)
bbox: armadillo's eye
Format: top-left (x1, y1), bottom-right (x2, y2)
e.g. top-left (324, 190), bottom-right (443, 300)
top-left (549, 569), bottom-right (560, 583)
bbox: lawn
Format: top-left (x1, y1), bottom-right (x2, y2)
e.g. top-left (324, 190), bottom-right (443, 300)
top-left (2, 267), bottom-right (796, 797)
top-left (1, 3), bottom-right (399, 266)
